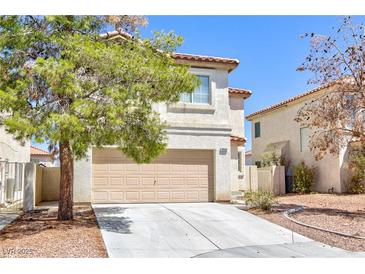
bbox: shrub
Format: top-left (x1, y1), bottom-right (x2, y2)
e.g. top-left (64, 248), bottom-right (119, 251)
top-left (347, 147), bottom-right (365, 194)
top-left (261, 152), bottom-right (284, 167)
top-left (293, 161), bottom-right (315, 194)
top-left (347, 177), bottom-right (365, 194)
top-left (244, 190), bottom-right (275, 211)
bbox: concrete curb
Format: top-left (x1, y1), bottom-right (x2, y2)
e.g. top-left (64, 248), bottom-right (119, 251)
top-left (283, 207), bottom-right (365, 240)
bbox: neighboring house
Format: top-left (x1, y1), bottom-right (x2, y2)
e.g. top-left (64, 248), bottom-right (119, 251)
top-left (246, 83), bottom-right (349, 193)
top-left (0, 127), bottom-right (30, 162)
top-left (30, 146), bottom-right (55, 167)
top-left (73, 31), bottom-right (252, 203)
top-left (245, 150), bottom-right (252, 165)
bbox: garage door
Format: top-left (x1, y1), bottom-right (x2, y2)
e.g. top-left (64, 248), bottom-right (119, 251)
top-left (92, 148), bottom-right (214, 203)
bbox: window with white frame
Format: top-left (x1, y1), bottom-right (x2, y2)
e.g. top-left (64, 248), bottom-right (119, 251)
top-left (180, 75), bottom-right (210, 104)
top-left (300, 127), bottom-right (310, 152)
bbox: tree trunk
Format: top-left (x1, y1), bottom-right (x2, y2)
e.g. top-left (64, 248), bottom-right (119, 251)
top-left (58, 141), bottom-right (74, 220)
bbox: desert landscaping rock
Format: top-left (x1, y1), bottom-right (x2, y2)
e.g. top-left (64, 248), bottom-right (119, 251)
top-left (247, 194), bottom-right (365, 252)
top-left (0, 206), bottom-right (107, 258)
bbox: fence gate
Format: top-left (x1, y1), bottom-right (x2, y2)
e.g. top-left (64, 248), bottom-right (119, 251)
top-left (0, 161), bottom-right (25, 212)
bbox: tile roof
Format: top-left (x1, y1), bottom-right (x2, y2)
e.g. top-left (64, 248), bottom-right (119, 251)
top-left (172, 53), bottom-right (239, 66)
top-left (30, 146), bottom-right (51, 156)
top-left (246, 82), bottom-right (335, 120)
top-left (228, 87), bottom-right (252, 99)
top-left (100, 30), bottom-right (239, 71)
top-left (230, 135), bottom-right (246, 145)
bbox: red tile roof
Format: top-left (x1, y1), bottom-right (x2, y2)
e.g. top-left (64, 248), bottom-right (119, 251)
top-left (230, 135), bottom-right (246, 145)
top-left (172, 53), bottom-right (239, 66)
top-left (100, 30), bottom-right (239, 71)
top-left (30, 146), bottom-right (51, 156)
top-left (228, 87), bottom-right (252, 99)
top-left (246, 82), bottom-right (335, 120)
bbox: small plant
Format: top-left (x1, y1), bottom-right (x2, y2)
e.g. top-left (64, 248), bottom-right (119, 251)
top-left (347, 177), bottom-right (365, 194)
top-left (261, 151), bottom-right (285, 167)
top-left (293, 161), bottom-right (315, 194)
top-left (347, 146), bottom-right (365, 194)
top-left (244, 190), bottom-right (275, 211)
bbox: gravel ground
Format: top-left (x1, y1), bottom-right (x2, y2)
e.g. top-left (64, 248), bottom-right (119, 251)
top-left (0, 206), bottom-right (107, 258)
top-left (246, 193), bottom-right (365, 252)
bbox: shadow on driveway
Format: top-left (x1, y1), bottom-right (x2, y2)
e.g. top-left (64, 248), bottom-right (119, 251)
top-left (93, 207), bottom-right (132, 234)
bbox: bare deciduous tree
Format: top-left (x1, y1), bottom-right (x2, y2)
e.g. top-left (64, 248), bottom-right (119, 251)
top-left (296, 16), bottom-right (365, 160)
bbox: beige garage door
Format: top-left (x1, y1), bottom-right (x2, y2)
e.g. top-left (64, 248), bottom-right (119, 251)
top-left (92, 148), bottom-right (214, 203)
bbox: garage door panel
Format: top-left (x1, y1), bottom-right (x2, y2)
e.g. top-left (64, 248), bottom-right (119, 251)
top-left (93, 177), bottom-right (108, 187)
top-left (199, 176), bottom-right (210, 186)
top-left (109, 191), bottom-right (124, 201)
top-left (156, 192), bottom-right (170, 200)
top-left (171, 177), bottom-right (184, 185)
top-left (125, 177), bottom-right (139, 186)
top-left (92, 149), bottom-right (213, 203)
top-left (93, 191), bottom-right (109, 202)
top-left (186, 177), bottom-right (200, 186)
top-left (171, 191), bottom-right (185, 200)
top-left (185, 191), bottom-right (199, 200)
top-left (125, 163), bottom-right (139, 172)
top-left (141, 177), bottom-right (155, 186)
top-left (141, 191), bottom-right (155, 201)
top-left (110, 177), bottom-right (124, 186)
top-left (125, 191), bottom-right (140, 202)
top-left (109, 163), bottom-right (124, 172)
top-left (157, 177), bottom-right (170, 186)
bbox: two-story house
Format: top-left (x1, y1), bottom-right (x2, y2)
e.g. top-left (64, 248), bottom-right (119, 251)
top-left (72, 32), bottom-right (251, 203)
top-left (246, 83), bottom-right (349, 193)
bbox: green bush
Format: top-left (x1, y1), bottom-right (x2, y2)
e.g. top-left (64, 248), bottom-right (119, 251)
top-left (347, 147), bottom-right (365, 194)
top-left (261, 152), bottom-right (285, 167)
top-left (293, 161), bottom-right (315, 194)
top-left (244, 190), bottom-right (275, 211)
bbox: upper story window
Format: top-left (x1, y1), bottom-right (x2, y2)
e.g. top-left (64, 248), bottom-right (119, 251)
top-left (180, 75), bottom-right (210, 104)
top-left (300, 127), bottom-right (309, 152)
top-left (254, 122), bottom-right (261, 138)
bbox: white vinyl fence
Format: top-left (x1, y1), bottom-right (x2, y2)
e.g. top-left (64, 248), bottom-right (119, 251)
top-left (243, 165), bottom-right (285, 195)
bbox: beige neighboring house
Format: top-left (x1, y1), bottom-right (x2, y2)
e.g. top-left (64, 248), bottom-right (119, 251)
top-left (0, 127), bottom-right (30, 162)
top-left (30, 146), bottom-right (55, 167)
top-left (246, 83), bottom-right (350, 193)
top-left (71, 31), bottom-right (252, 204)
top-left (245, 150), bottom-right (252, 165)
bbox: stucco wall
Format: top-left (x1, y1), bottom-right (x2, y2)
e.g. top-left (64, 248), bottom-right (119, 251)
top-left (73, 148), bottom-right (92, 203)
top-left (229, 95), bottom-right (245, 137)
top-left (73, 66), bottom-right (247, 202)
top-left (41, 167), bottom-right (60, 201)
top-left (249, 87), bottom-right (343, 193)
top-left (0, 127), bottom-right (30, 162)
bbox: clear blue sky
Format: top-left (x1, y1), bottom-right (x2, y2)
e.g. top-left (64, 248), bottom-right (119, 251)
top-left (33, 16), bottom-right (362, 151)
top-left (140, 16), bottom-right (358, 150)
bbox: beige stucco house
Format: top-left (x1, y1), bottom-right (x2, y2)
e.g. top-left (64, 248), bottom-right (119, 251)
top-left (0, 127), bottom-right (30, 163)
top-left (30, 146), bottom-right (55, 167)
top-left (72, 31), bottom-right (251, 203)
top-left (246, 84), bottom-right (349, 193)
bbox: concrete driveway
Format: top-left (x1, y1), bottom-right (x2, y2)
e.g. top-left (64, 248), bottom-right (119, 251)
top-left (93, 203), bottom-right (364, 258)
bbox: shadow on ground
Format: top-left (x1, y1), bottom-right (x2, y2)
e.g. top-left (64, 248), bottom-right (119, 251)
top-left (93, 207), bottom-right (132, 234)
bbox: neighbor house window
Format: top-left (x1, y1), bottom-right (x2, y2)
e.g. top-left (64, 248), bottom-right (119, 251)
top-left (300, 127), bottom-right (309, 152)
top-left (254, 122), bottom-right (261, 138)
top-left (180, 75), bottom-right (210, 104)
